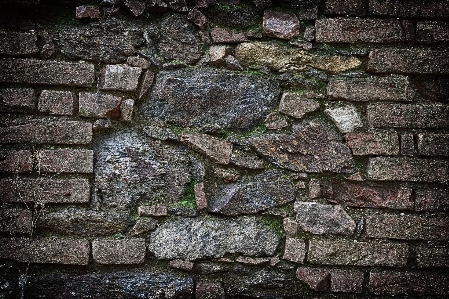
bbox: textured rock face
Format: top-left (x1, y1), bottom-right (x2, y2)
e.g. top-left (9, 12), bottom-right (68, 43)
top-left (144, 68), bottom-right (279, 130)
top-left (263, 10), bottom-right (300, 39)
top-left (149, 217), bottom-right (279, 260)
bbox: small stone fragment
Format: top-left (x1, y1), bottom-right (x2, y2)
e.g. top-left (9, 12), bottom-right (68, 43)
top-left (263, 10), bottom-right (300, 40)
top-left (308, 178), bottom-right (321, 198)
top-left (279, 93), bottom-right (320, 119)
top-left (127, 56), bottom-right (150, 69)
top-left (188, 8), bottom-right (208, 30)
top-left (138, 205), bottom-right (168, 217)
top-left (75, 6), bottom-right (101, 19)
top-left (283, 238), bottom-right (306, 263)
top-left (120, 99), bottom-right (134, 122)
top-left (170, 259), bottom-right (194, 271)
top-left (265, 112), bottom-right (289, 130)
top-left (230, 147), bottom-right (265, 169)
top-left (303, 26), bottom-right (315, 41)
top-left (283, 218), bottom-right (298, 236)
top-left (236, 257), bottom-right (270, 265)
top-left (211, 28), bottom-right (248, 43)
top-left (79, 92), bottom-right (122, 119)
top-left (213, 167), bottom-right (240, 182)
top-left (93, 118), bottom-right (111, 130)
top-left (131, 218), bottom-right (158, 236)
top-left (124, 0), bottom-right (146, 16)
top-left (181, 133), bottom-right (233, 165)
top-left (143, 125), bottom-right (178, 141)
top-left (209, 45), bottom-right (233, 66)
top-left (139, 70), bottom-right (154, 99)
top-left (196, 282), bottom-right (225, 299)
top-left (225, 55), bottom-right (243, 70)
top-left (194, 183), bottom-right (207, 210)
top-left (325, 104), bottom-right (363, 133)
top-left (100, 64), bottom-right (142, 91)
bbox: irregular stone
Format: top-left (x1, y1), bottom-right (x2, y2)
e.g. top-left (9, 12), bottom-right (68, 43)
top-left (131, 218), bottom-right (158, 236)
top-left (138, 205), bottom-right (167, 217)
top-left (416, 246), bottom-right (449, 268)
top-left (100, 64), bottom-right (142, 91)
top-left (325, 0), bottom-right (367, 16)
top-left (0, 150), bottom-right (32, 173)
top-left (230, 147), bottom-right (265, 169)
top-left (224, 55), bottom-right (243, 70)
top-left (0, 208), bottom-right (32, 234)
top-left (143, 125), bottom-right (178, 141)
top-left (415, 188), bottom-right (449, 212)
top-left (417, 133), bottom-right (449, 156)
top-left (188, 7), bottom-right (208, 30)
top-left (211, 28), bottom-right (248, 43)
top-left (236, 256), bottom-right (270, 265)
top-left (264, 112), bottom-right (289, 130)
top-left (93, 118), bottom-right (111, 130)
top-left (290, 40), bottom-right (313, 50)
top-left (124, 0), bottom-right (146, 16)
top-left (194, 183), bottom-right (207, 210)
top-left (75, 5), bottom-right (101, 19)
top-left (38, 90), bottom-right (74, 115)
top-left (263, 10), bottom-right (300, 40)
top-left (294, 202), bottom-right (355, 235)
top-left (127, 56), bottom-right (150, 69)
top-left (296, 267), bottom-right (364, 293)
top-left (120, 99), bottom-right (134, 122)
top-left (325, 104), bottom-right (363, 133)
top-left (92, 239), bottom-right (146, 264)
top-left (283, 218), bottom-right (299, 236)
top-left (181, 133), bottom-right (232, 165)
top-left (208, 170), bottom-right (295, 216)
top-left (213, 166), bottom-right (240, 182)
top-left (346, 130), bottom-right (399, 155)
top-left (308, 178), bottom-right (321, 198)
top-left (296, 267), bottom-right (329, 291)
top-left (149, 217), bottom-right (278, 260)
top-left (0, 88), bottom-right (35, 112)
top-left (369, 0), bottom-right (449, 17)
top-left (283, 238), bottom-right (306, 263)
top-left (279, 93), bottom-right (320, 119)
top-left (196, 282), bottom-right (225, 299)
top-left (139, 70), bottom-right (154, 99)
top-left (24, 272), bottom-right (193, 299)
top-left (246, 29), bottom-right (263, 38)
top-left (170, 259), bottom-right (194, 271)
top-left (417, 21), bottom-right (449, 43)
top-left (0, 30), bottom-right (39, 55)
top-left (78, 92), bottom-right (122, 119)
top-left (145, 68), bottom-right (279, 130)
top-left (209, 45), bottom-right (233, 66)
top-left (251, 120), bottom-right (354, 173)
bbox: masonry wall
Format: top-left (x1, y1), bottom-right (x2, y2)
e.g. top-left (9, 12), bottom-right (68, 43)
top-left (0, 0), bottom-right (448, 298)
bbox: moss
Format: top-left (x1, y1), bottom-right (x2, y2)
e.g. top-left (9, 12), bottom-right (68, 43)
top-left (261, 215), bottom-right (284, 238)
top-left (178, 181), bottom-right (197, 209)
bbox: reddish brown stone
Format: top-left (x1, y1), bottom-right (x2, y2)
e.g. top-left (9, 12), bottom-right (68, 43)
top-left (38, 90), bottom-right (75, 115)
top-left (0, 88), bottom-right (35, 112)
top-left (170, 259), bottom-right (194, 271)
top-left (0, 150), bottom-right (32, 173)
top-left (417, 133), bottom-right (449, 156)
top-left (369, 0), bottom-right (449, 17)
top-left (366, 214), bottom-right (449, 240)
top-left (138, 205), bottom-right (168, 217)
top-left (316, 19), bottom-right (404, 43)
top-left (296, 268), bottom-right (330, 291)
top-left (416, 246), bottom-right (449, 268)
top-left (36, 149), bottom-right (93, 174)
top-left (188, 8), bottom-right (208, 30)
top-left (283, 237), bottom-right (306, 263)
top-left (75, 5), bottom-right (100, 19)
top-left (0, 30), bottom-right (39, 56)
top-left (346, 131), bottom-right (399, 156)
top-left (263, 10), bottom-right (300, 40)
top-left (124, 0), bottom-right (146, 16)
top-left (369, 271), bottom-right (449, 295)
top-left (0, 208), bottom-right (32, 234)
top-left (78, 92), bottom-right (122, 119)
top-left (181, 133), bottom-right (232, 165)
top-left (417, 21), bottom-right (449, 43)
top-left (210, 28), bottom-right (248, 43)
top-left (264, 112), bottom-right (289, 130)
top-left (296, 267), bottom-right (363, 293)
top-left (322, 182), bottom-right (413, 210)
top-left (278, 93), bottom-right (320, 119)
top-left (194, 183), bottom-right (207, 210)
top-left (196, 282), bottom-right (225, 299)
top-left (324, 0), bottom-right (367, 16)
top-left (400, 133), bottom-right (415, 156)
top-left (92, 239), bottom-right (146, 264)
top-left (415, 188), bottom-right (449, 212)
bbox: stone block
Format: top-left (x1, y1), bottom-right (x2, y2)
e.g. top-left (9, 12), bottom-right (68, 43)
top-left (0, 30), bottom-right (39, 55)
top-left (263, 10), bottom-right (300, 40)
top-left (417, 21), bottom-right (449, 43)
top-left (325, 104), bottom-right (363, 133)
top-left (79, 92), bottom-right (122, 119)
top-left (181, 133), bottom-right (232, 165)
top-left (196, 282), bottom-right (225, 299)
top-left (138, 205), bottom-right (168, 217)
top-left (416, 246), bottom-right (449, 268)
top-left (38, 90), bottom-right (75, 115)
top-left (283, 217), bottom-right (298, 236)
top-left (346, 130), bottom-right (399, 155)
top-left (0, 88), bottom-right (35, 112)
top-left (0, 208), bottom-right (32, 234)
top-left (92, 239), bottom-right (146, 264)
top-left (283, 238), bottom-right (306, 263)
top-left (211, 28), bottom-right (248, 43)
top-left (139, 70), bottom-right (155, 99)
top-left (75, 5), bottom-right (100, 19)
top-left (36, 149), bottom-right (93, 174)
top-left (415, 188), bottom-right (449, 212)
top-left (100, 64), bottom-right (142, 91)
top-left (296, 267), bottom-right (363, 293)
top-left (400, 133), bottom-right (415, 156)
top-left (0, 150), bottom-right (33, 173)
top-left (127, 56), bottom-right (150, 69)
top-left (369, 0), bottom-right (449, 17)
top-left (417, 133), bottom-right (449, 156)
top-left (324, 0), bottom-right (367, 16)
top-left (278, 93), bottom-right (320, 119)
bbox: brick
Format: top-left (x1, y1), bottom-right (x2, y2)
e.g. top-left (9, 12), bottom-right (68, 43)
top-left (368, 103), bottom-right (449, 129)
top-left (366, 214), bottom-right (449, 240)
top-left (0, 58), bottom-right (95, 87)
top-left (75, 5), bottom-right (100, 19)
top-left (369, 271), bottom-right (449, 295)
top-left (0, 178), bottom-right (90, 204)
top-left (322, 182), bottom-right (413, 210)
top-left (210, 28), bottom-right (248, 43)
top-left (296, 267), bottom-right (364, 293)
top-left (346, 131), bottom-right (399, 156)
top-left (194, 183), bottom-right (207, 210)
top-left (369, 0), bottom-right (449, 17)
top-left (170, 259), bottom-right (194, 271)
top-left (92, 239), bottom-right (146, 264)
top-left (0, 30), bottom-right (39, 55)
top-left (36, 149), bottom-right (93, 174)
top-left (0, 150), bottom-right (33, 173)
top-left (138, 205), bottom-right (168, 217)
top-left (308, 239), bottom-right (408, 267)
top-left (316, 19), bottom-right (404, 43)
top-left (416, 246), bottom-right (449, 268)
top-left (327, 75), bottom-right (409, 101)
top-left (368, 48), bottom-right (449, 74)
top-left (368, 157), bottom-right (449, 183)
top-left (196, 282), bottom-right (225, 299)
top-left (278, 93), bottom-right (320, 119)
top-left (400, 133), bottom-right (415, 156)
top-left (38, 90), bottom-right (75, 115)
top-left (0, 208), bottom-right (32, 234)
top-left (415, 188), bottom-right (449, 212)
top-left (0, 88), bottom-right (35, 112)
top-left (417, 21), bottom-right (449, 43)
top-left (417, 133), bottom-right (449, 156)
top-left (181, 133), bottom-right (233, 165)
top-left (283, 238), bottom-right (306, 263)
top-left (324, 0), bottom-right (367, 16)
top-left (0, 238), bottom-right (89, 265)
top-left (100, 64), bottom-right (142, 91)
top-left (78, 92), bottom-right (122, 119)
top-left (263, 10), bottom-right (300, 40)
top-left (0, 118), bottom-right (92, 144)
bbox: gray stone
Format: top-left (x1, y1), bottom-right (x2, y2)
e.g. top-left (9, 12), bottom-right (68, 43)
top-left (79, 92), bottom-right (122, 119)
top-left (144, 68), bottom-right (279, 130)
top-left (130, 218), bottom-right (158, 236)
top-left (264, 113), bottom-right (289, 130)
top-left (211, 28), bottom-right (248, 43)
top-left (92, 239), bottom-right (146, 264)
top-left (230, 147), bottom-right (265, 169)
top-left (263, 10), bottom-right (300, 40)
top-left (181, 133), bottom-right (233, 165)
top-left (283, 238), bottom-right (306, 263)
top-left (124, 0), bottom-right (146, 16)
top-left (0, 88), bottom-right (35, 112)
top-left (224, 55), bottom-right (243, 71)
top-left (279, 93), bottom-right (320, 119)
top-left (250, 120), bottom-right (354, 173)
top-left (100, 64), bottom-right (142, 91)
top-left (38, 90), bottom-right (74, 115)
top-left (325, 104), bottom-right (363, 133)
top-left (127, 56), bottom-right (150, 69)
top-left (149, 217), bottom-right (278, 260)
top-left (120, 99), bottom-right (134, 122)
top-left (143, 125), bottom-right (179, 141)
top-left (139, 70), bottom-right (154, 99)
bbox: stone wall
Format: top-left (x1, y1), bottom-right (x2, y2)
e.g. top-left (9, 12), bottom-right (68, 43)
top-left (0, 0), bottom-right (448, 298)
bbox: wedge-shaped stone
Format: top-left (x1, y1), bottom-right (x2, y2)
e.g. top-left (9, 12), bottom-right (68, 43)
top-left (181, 133), bottom-right (232, 165)
top-left (279, 93), bottom-right (320, 119)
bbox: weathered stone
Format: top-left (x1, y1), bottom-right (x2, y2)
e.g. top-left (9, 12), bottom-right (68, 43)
top-left (400, 133), bottom-right (415, 156)
top-left (211, 28), bottom-right (248, 43)
top-left (308, 178), bottom-right (321, 198)
top-left (209, 45), bottom-right (233, 66)
top-left (416, 246), bottom-right (449, 268)
top-left (417, 133), bottom-right (449, 156)
top-left (138, 205), bottom-right (167, 217)
top-left (311, 55), bottom-right (363, 74)
top-left (323, 182), bottom-right (413, 210)
top-left (124, 0), bottom-right (146, 16)
top-left (283, 238), bottom-right (306, 263)
top-left (368, 157), bottom-right (449, 183)
top-left (24, 272), bottom-right (193, 299)
top-left (236, 256), bottom-right (270, 265)
top-left (251, 120), bottom-right (354, 173)
top-left (170, 259), bottom-right (194, 271)
top-left (415, 188), bottom-right (449, 212)
top-left (279, 93), bottom-right (320, 119)
top-left (298, 6), bottom-right (318, 19)
top-left (230, 147), bottom-right (265, 169)
top-left (296, 267), bottom-right (364, 293)
top-left (181, 133), bottom-right (233, 164)
top-left (0, 208), bottom-right (32, 234)
top-left (346, 130), bottom-right (399, 155)
top-left (75, 5), bottom-right (100, 19)
top-left (149, 217), bottom-right (278, 260)
top-left (325, 104), bottom-right (362, 133)
top-left (145, 68), bottom-right (279, 130)
top-left (325, 0), bottom-right (367, 16)
top-left (139, 70), bottom-right (154, 99)
top-left (0, 58), bottom-right (95, 87)
top-left (38, 90), bottom-right (74, 115)
top-left (194, 183), bottom-right (207, 210)
top-left (294, 202), bottom-right (355, 235)
top-left (264, 112), bottom-right (289, 130)
top-left (37, 208), bottom-right (129, 237)
top-left (100, 64), bottom-right (142, 91)
top-left (369, 0), bottom-right (449, 17)
top-left (0, 30), bottom-right (39, 55)
top-left (308, 239), bottom-right (408, 266)
top-left (36, 149), bottom-right (93, 174)
top-left (131, 218), bottom-right (158, 236)
top-left (290, 40), bottom-right (313, 50)
top-left (94, 130), bottom-right (190, 210)
top-left (0, 150), bottom-right (32, 173)
top-left (263, 10), bottom-right (299, 40)
top-left (196, 282), bottom-right (225, 299)
top-left (224, 55), bottom-right (243, 70)
top-left (213, 166), bottom-right (240, 182)
top-left (283, 218), bottom-right (299, 236)
top-left (127, 56), bottom-right (150, 69)
top-left (93, 118), bottom-right (112, 130)
top-left (143, 125), bottom-right (178, 141)
top-left (327, 75), bottom-right (409, 101)
top-left (78, 92), bottom-right (122, 119)
top-left (92, 239), bottom-right (146, 264)
top-left (195, 0), bottom-right (215, 8)
top-left (0, 88), bottom-right (35, 112)
top-left (188, 8), bottom-right (208, 30)
top-left (119, 99), bottom-right (134, 122)
top-left (208, 170), bottom-right (295, 216)
top-left (417, 21), bottom-right (449, 43)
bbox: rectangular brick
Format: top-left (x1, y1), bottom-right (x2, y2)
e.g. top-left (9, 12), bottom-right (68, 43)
top-left (366, 214), bottom-right (449, 240)
top-left (0, 178), bottom-right (90, 203)
top-left (327, 75), bottom-right (409, 101)
top-left (346, 131), bottom-right (399, 156)
top-left (78, 92), bottom-right (122, 119)
top-left (0, 150), bottom-right (33, 173)
top-left (0, 208), bottom-right (32, 234)
top-left (369, 0), bottom-right (449, 17)
top-left (92, 239), bottom-right (145, 264)
top-left (0, 30), bottom-right (39, 55)
top-left (308, 239), bottom-right (408, 267)
top-left (0, 118), bottom-right (92, 144)
top-left (415, 188), bottom-right (449, 212)
top-left (36, 149), bottom-right (93, 174)
top-left (367, 103), bottom-right (449, 129)
top-left (0, 238), bottom-right (89, 265)
top-left (417, 21), bottom-right (449, 43)
top-left (322, 182), bottom-right (413, 210)
top-left (38, 90), bottom-right (75, 115)
top-left (416, 246), bottom-right (449, 268)
top-left (0, 88), bottom-right (35, 112)
top-left (296, 267), bottom-right (364, 293)
top-left (368, 157), bottom-right (449, 183)
top-left (316, 19), bottom-right (405, 43)
top-left (369, 271), bottom-right (449, 295)
top-left (324, 0), bottom-right (367, 16)
top-left (368, 47), bottom-right (449, 74)
top-left (417, 133), bottom-right (449, 156)
top-left (0, 58), bottom-right (95, 87)
top-left (100, 64), bottom-right (142, 91)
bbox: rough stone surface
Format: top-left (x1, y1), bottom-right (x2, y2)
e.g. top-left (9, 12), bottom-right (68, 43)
top-left (139, 70), bottom-right (154, 99)
top-left (0, 150), bottom-right (32, 173)
top-left (131, 218), bottom-right (158, 236)
top-left (308, 239), bottom-right (408, 266)
top-left (322, 182), bottom-right (413, 210)
top-left (279, 93), bottom-right (320, 119)
top-left (143, 125), bottom-right (178, 141)
top-left (120, 99), bottom-right (134, 122)
top-left (264, 112), bottom-right (289, 130)
top-left (251, 120), bottom-right (354, 173)
top-left (127, 56), bottom-right (150, 69)
top-left (230, 147), bottom-right (265, 169)
top-left (416, 246), bottom-right (449, 268)
top-left (296, 267), bottom-right (364, 293)
top-left (194, 183), bottom-right (207, 210)
top-left (283, 238), bottom-right (306, 263)
top-left (400, 133), bottom-right (415, 156)
top-left (325, 0), bottom-right (367, 16)
top-left (208, 170), bottom-right (295, 216)
top-left (170, 259), bottom-right (194, 271)
top-left (0, 208), bottom-right (32, 234)
top-left (78, 92), bottom-right (122, 119)
top-left (75, 5), bottom-right (100, 19)
top-left (138, 205), bottom-right (167, 217)
top-left (181, 133), bottom-right (233, 165)
top-left (346, 130), bottom-right (399, 156)
top-left (417, 21), bottom-right (449, 43)
top-left (209, 45), bottom-right (233, 66)
top-left (188, 8), bottom-right (208, 30)
top-left (369, 0), bottom-right (449, 17)
top-left (124, 0), bottom-right (146, 16)
top-left (294, 202), bottom-right (356, 235)
top-left (211, 28), bottom-right (248, 43)
top-left (38, 90), bottom-right (75, 115)
top-left (36, 149), bottom-right (93, 174)
top-left (196, 282), bottom-right (225, 299)
top-left (417, 133), bottom-right (449, 156)
top-left (100, 64), bottom-right (142, 91)
top-left (325, 104), bottom-right (363, 133)
top-left (145, 68), bottom-right (279, 130)
top-left (283, 218), bottom-right (299, 236)
top-left (263, 10), bottom-right (300, 40)
top-left (0, 88), bottom-right (35, 112)
top-left (415, 188), bottom-right (449, 212)
top-left (92, 239), bottom-right (146, 264)
top-left (0, 30), bottom-right (39, 55)
top-left (149, 217), bottom-right (278, 260)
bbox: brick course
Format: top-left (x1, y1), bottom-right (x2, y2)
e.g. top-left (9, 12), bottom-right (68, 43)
top-left (36, 149), bottom-right (93, 173)
top-left (92, 239), bottom-right (146, 264)
top-left (0, 208), bottom-right (32, 234)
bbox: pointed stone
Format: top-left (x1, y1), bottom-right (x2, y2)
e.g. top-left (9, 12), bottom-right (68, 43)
top-left (181, 133), bottom-right (233, 165)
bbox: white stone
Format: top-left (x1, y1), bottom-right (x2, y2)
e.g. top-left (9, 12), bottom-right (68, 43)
top-left (325, 104), bottom-right (363, 133)
top-left (100, 64), bottom-right (142, 91)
